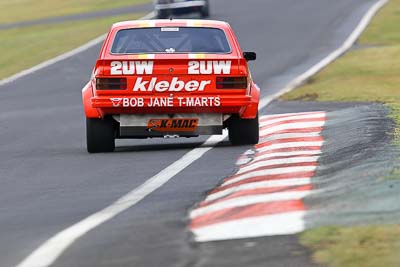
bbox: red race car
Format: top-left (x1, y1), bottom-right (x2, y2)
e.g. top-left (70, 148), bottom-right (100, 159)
top-left (82, 19), bottom-right (260, 153)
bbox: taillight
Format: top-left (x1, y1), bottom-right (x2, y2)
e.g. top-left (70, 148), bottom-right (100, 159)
top-left (216, 77), bottom-right (247, 89)
top-left (96, 78), bottom-right (127, 90)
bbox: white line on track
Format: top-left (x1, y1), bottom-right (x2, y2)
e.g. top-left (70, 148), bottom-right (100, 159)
top-left (0, 12), bottom-right (154, 87)
top-left (192, 211), bottom-right (306, 242)
top-left (258, 0), bottom-right (389, 109)
top-left (14, 0), bottom-right (388, 264)
top-left (223, 165), bottom-right (317, 186)
top-left (190, 191), bottom-right (311, 219)
top-left (16, 132), bottom-right (227, 267)
top-left (205, 178), bottom-right (312, 202)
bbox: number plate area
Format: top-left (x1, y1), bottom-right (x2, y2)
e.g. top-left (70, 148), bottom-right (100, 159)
top-left (117, 114), bottom-right (223, 137)
top-left (147, 118), bottom-right (199, 132)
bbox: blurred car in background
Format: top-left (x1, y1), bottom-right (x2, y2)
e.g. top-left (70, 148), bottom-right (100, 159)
top-left (154, 0), bottom-right (210, 19)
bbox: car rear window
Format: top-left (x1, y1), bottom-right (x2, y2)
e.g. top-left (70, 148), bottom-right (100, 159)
top-left (111, 27), bottom-right (231, 54)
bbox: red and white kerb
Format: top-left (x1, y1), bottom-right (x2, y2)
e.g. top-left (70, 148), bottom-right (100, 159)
top-left (189, 111), bottom-right (326, 242)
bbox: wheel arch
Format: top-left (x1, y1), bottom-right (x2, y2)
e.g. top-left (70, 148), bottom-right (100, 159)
top-left (240, 82), bottom-right (260, 119)
top-left (82, 82), bottom-right (102, 118)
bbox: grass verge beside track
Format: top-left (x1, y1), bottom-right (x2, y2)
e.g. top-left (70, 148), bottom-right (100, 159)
top-left (282, 0), bottom-right (400, 266)
top-left (0, 13), bottom-right (143, 80)
top-left (0, 0), bottom-right (149, 24)
top-left (300, 226), bottom-right (400, 267)
top-left (0, 0), bottom-right (150, 80)
top-left (281, 0), bottom-right (400, 114)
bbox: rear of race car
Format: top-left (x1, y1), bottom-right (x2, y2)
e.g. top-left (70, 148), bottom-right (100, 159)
top-left (82, 20), bottom-right (259, 153)
top-left (154, 0), bottom-right (210, 18)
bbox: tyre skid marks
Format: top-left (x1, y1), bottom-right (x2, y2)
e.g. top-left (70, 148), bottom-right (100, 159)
top-left (189, 111), bottom-right (326, 242)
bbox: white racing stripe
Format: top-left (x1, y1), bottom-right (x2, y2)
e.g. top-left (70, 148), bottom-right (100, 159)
top-left (257, 141), bottom-right (324, 154)
top-left (237, 156), bottom-right (320, 174)
top-left (259, 113), bottom-right (326, 127)
top-left (193, 211), bottom-right (306, 242)
top-left (252, 150), bottom-right (322, 163)
top-left (205, 178), bottom-right (311, 202)
top-left (222, 165), bottom-right (317, 186)
top-left (190, 191), bottom-right (311, 219)
top-left (260, 121), bottom-right (325, 136)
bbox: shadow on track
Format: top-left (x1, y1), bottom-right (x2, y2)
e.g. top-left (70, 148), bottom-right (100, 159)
top-left (115, 140), bottom-right (232, 153)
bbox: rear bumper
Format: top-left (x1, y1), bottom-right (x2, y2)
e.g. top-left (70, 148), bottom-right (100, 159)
top-left (116, 113), bottom-right (222, 137)
top-left (90, 95), bottom-right (252, 115)
top-left (82, 82), bottom-right (260, 120)
top-left (155, 1), bottom-right (206, 10)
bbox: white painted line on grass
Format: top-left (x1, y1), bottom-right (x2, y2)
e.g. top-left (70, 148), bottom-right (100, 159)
top-left (0, 12), bottom-right (155, 87)
top-left (0, 33), bottom-right (103, 87)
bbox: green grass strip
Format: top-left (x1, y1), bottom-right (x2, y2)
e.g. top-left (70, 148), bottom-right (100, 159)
top-left (0, 0), bottom-right (150, 24)
top-left (301, 225), bottom-right (400, 267)
top-left (0, 13), bottom-right (143, 80)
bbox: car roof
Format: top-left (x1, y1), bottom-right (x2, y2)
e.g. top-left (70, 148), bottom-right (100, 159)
top-left (112, 19), bottom-right (231, 30)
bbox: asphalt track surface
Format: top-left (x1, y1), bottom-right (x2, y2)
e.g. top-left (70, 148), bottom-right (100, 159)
top-left (0, 0), bottom-right (380, 266)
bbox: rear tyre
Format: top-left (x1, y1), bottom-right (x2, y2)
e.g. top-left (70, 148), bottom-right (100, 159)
top-left (86, 117), bottom-right (116, 153)
top-left (200, 1), bottom-right (210, 17)
top-left (228, 113), bottom-right (259, 145)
